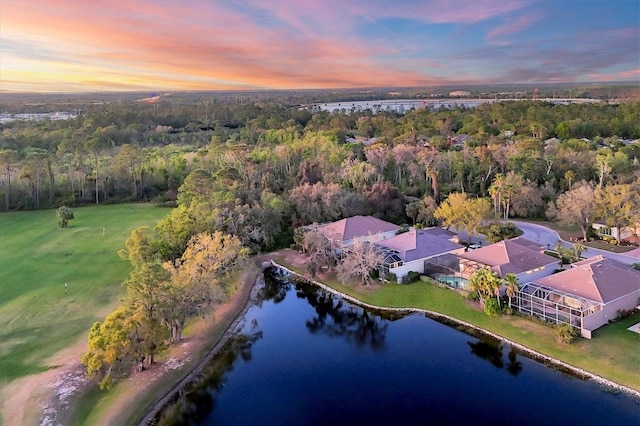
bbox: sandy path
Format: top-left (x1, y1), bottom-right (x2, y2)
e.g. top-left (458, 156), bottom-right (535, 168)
top-left (1, 337), bottom-right (88, 426)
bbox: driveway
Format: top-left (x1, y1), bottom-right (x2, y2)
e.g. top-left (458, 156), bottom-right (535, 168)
top-left (512, 221), bottom-right (640, 266)
top-left (511, 221), bottom-right (561, 250)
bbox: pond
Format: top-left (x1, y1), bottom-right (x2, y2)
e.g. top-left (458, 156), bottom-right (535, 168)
top-left (155, 268), bottom-right (639, 425)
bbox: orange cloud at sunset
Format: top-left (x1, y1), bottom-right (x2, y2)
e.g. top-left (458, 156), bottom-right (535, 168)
top-left (1, 0), bottom-right (638, 92)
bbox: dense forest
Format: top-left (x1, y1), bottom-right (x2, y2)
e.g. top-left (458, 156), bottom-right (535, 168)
top-left (1, 97), bottom-right (639, 212)
top-left (4, 91), bottom-right (639, 389)
top-left (2, 96), bottom-right (640, 251)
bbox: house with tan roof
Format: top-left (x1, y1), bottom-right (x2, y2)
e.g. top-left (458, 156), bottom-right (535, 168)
top-left (457, 237), bottom-right (558, 282)
top-left (376, 227), bottom-right (464, 283)
top-left (315, 215), bottom-right (401, 248)
top-left (515, 256), bottom-right (640, 338)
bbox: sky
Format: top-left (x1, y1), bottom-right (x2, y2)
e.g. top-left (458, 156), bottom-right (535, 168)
top-left (1, 0), bottom-right (639, 93)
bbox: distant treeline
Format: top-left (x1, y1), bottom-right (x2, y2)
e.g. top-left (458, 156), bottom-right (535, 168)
top-left (0, 95), bottom-right (638, 219)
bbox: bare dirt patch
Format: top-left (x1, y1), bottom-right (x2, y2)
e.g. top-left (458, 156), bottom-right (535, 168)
top-left (1, 337), bottom-right (88, 426)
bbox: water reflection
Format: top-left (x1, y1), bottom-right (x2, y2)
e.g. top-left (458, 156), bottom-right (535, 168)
top-left (154, 326), bottom-right (263, 426)
top-left (255, 268), bottom-right (291, 305)
top-left (296, 283), bottom-right (390, 350)
top-left (507, 348), bottom-right (523, 376)
top-left (468, 338), bottom-right (504, 369)
top-left (153, 269), bottom-right (640, 426)
top-left (467, 337), bottom-right (522, 376)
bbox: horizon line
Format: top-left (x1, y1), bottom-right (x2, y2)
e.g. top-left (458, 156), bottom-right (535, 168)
top-left (1, 80), bottom-right (638, 96)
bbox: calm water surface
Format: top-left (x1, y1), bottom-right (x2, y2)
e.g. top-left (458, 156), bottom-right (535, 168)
top-left (157, 270), bottom-right (640, 425)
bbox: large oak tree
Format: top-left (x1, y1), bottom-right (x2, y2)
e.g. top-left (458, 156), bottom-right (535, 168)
top-left (546, 181), bottom-right (595, 241)
top-left (434, 192), bottom-right (491, 238)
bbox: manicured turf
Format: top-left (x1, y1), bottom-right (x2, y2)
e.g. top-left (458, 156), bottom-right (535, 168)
top-left (0, 204), bottom-right (170, 383)
top-left (275, 254), bottom-right (640, 391)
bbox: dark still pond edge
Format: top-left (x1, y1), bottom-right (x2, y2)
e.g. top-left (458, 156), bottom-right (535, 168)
top-left (144, 263), bottom-right (640, 425)
top-left (139, 269), bottom-right (268, 426)
top-left (270, 263), bottom-right (640, 399)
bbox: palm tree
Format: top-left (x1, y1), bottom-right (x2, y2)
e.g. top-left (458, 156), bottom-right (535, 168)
top-left (488, 173), bottom-right (504, 218)
top-left (503, 273), bottom-right (520, 309)
top-left (468, 268), bottom-right (501, 305)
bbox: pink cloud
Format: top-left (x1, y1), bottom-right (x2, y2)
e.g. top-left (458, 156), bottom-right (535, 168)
top-left (588, 69), bottom-right (640, 82)
top-left (1, 0), bottom-right (636, 92)
top-left (247, 0), bottom-right (527, 37)
top-left (2, 0), bottom-right (524, 91)
top-left (619, 69), bottom-right (640, 78)
top-left (486, 13), bottom-right (541, 43)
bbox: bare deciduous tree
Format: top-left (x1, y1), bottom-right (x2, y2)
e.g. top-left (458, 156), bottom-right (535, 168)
top-left (336, 240), bottom-right (383, 286)
top-left (546, 181), bottom-right (595, 241)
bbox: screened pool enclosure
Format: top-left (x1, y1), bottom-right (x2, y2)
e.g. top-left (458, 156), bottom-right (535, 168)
top-left (515, 283), bottom-right (603, 329)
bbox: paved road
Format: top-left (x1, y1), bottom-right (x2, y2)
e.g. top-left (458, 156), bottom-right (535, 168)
top-left (512, 221), bottom-right (640, 266)
top-left (453, 230), bottom-right (487, 247)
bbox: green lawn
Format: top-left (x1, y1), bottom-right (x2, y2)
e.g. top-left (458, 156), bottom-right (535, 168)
top-left (275, 254), bottom-right (640, 391)
top-left (0, 204), bottom-right (170, 383)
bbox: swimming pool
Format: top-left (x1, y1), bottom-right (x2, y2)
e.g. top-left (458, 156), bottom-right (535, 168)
top-left (437, 275), bottom-right (468, 289)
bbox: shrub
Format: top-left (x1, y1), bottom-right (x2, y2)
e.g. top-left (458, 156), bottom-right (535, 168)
top-left (56, 205), bottom-right (74, 228)
top-left (404, 271), bottom-right (420, 283)
top-left (479, 221), bottom-right (524, 243)
top-left (483, 298), bottom-right (501, 316)
top-left (544, 250), bottom-right (560, 259)
top-left (616, 309), bottom-right (634, 320)
top-left (369, 268), bottom-right (380, 280)
top-left (307, 260), bottom-right (317, 277)
top-left (153, 200), bottom-right (178, 208)
top-left (466, 291), bottom-right (480, 301)
top-left (395, 226), bottom-right (410, 235)
top-left (554, 323), bottom-right (578, 344)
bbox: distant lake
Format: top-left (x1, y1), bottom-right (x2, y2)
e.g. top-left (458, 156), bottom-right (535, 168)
top-left (306, 98), bottom-right (592, 113)
top-left (155, 269), bottom-right (640, 425)
top-left (308, 99), bottom-right (487, 113)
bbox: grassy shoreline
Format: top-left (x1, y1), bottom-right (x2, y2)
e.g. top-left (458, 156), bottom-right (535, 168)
top-left (272, 250), bottom-right (640, 394)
